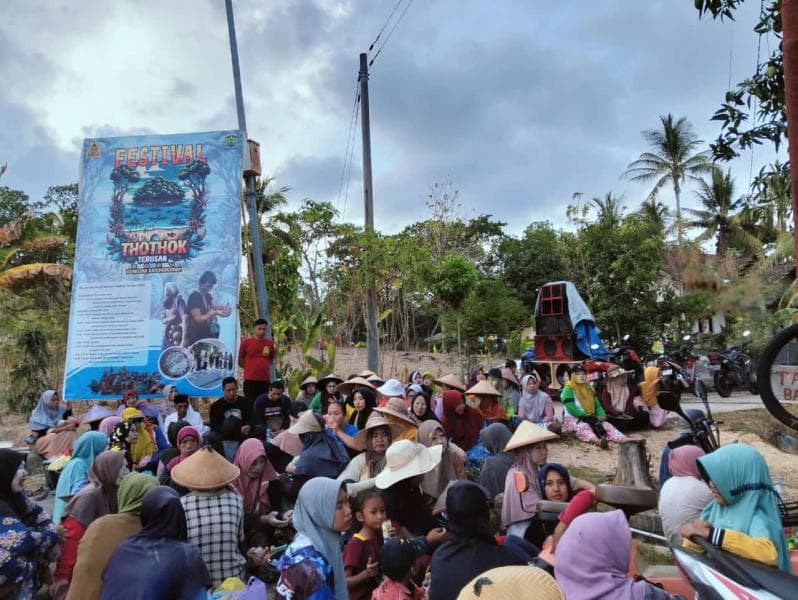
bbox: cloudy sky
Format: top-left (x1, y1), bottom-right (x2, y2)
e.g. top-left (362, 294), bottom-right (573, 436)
top-left (0, 0), bottom-right (783, 235)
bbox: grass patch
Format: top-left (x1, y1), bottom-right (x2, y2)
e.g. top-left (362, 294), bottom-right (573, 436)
top-left (718, 408), bottom-right (794, 447)
top-left (569, 465), bottom-right (612, 484)
top-left (635, 540), bottom-right (673, 566)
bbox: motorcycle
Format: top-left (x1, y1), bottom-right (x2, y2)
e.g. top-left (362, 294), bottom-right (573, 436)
top-left (656, 390), bottom-right (719, 455)
top-left (657, 335), bottom-right (708, 405)
top-left (708, 330), bottom-right (758, 397)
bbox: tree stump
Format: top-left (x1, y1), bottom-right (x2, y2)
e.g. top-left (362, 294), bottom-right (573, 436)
top-left (613, 440), bottom-right (655, 489)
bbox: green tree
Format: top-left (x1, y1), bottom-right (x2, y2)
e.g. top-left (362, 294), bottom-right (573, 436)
top-left (0, 186), bottom-right (30, 226)
top-left (132, 177), bottom-right (184, 205)
top-left (623, 114), bottom-right (711, 244)
top-left (684, 167), bottom-right (762, 258)
top-left (454, 278), bottom-right (529, 347)
top-left (494, 221), bottom-right (565, 307)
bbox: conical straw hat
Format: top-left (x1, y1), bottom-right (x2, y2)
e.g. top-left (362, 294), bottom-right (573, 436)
top-left (359, 369), bottom-right (378, 379)
top-left (299, 375), bottom-right (318, 389)
top-left (504, 421), bottom-right (559, 452)
top-left (434, 373), bottom-right (465, 392)
top-left (171, 447), bottom-right (240, 491)
top-left (466, 380), bottom-right (501, 397)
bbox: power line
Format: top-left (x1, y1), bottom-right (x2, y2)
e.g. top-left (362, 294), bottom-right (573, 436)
top-left (369, 0), bottom-right (415, 68)
top-left (341, 99), bottom-right (360, 222)
top-left (335, 80), bottom-right (361, 219)
top-left (368, 0), bottom-right (405, 53)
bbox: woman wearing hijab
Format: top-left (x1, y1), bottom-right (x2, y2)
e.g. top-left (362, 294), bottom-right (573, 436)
top-left (52, 451), bottom-right (128, 594)
top-left (337, 413), bottom-right (403, 497)
top-left (288, 411), bottom-right (350, 482)
top-left (428, 481), bottom-right (531, 600)
top-left (561, 365), bottom-right (626, 448)
top-left (409, 385), bottom-right (439, 423)
top-left (109, 421), bottom-right (137, 471)
top-left (275, 477), bottom-right (352, 600)
top-left (121, 408), bottom-right (156, 470)
top-left (466, 380), bottom-right (508, 424)
top-left (115, 389), bottom-right (138, 416)
top-left (53, 431), bottom-right (108, 524)
top-left (441, 390), bottom-right (485, 452)
top-left (531, 463), bottom-right (596, 551)
top-left (159, 426), bottom-right (200, 496)
top-left (348, 386), bottom-right (377, 431)
top-left (518, 374), bottom-right (560, 433)
top-left (28, 390), bottom-right (77, 460)
top-left (67, 473), bottom-right (158, 600)
top-left (0, 449), bottom-right (59, 600)
top-left (556, 510), bottom-right (683, 600)
top-left (98, 416), bottom-right (121, 437)
top-left (156, 419), bottom-right (191, 480)
top-left (680, 443), bottom-right (791, 572)
top-left (100, 486), bottom-right (211, 600)
top-left (637, 366), bottom-right (669, 428)
top-left (501, 422), bottom-right (559, 538)
top-left (478, 423), bottom-right (514, 500)
top-left (658, 445), bottom-right (712, 547)
top-left (408, 370), bottom-right (424, 386)
top-left (417, 420), bottom-right (466, 500)
top-left (233, 438), bottom-right (285, 548)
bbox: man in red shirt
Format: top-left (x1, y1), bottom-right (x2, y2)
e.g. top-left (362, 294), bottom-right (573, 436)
top-left (238, 318), bottom-right (276, 409)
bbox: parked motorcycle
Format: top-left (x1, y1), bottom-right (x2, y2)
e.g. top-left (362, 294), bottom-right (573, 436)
top-left (656, 390), bottom-right (719, 454)
top-left (657, 335), bottom-right (708, 405)
top-left (708, 330), bottom-right (758, 397)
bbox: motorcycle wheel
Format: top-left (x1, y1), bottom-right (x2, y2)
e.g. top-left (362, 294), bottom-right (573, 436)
top-left (713, 373), bottom-right (732, 398)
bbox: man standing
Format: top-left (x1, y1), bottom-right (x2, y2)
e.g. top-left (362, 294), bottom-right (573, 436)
top-left (238, 318), bottom-right (276, 405)
top-left (209, 377), bottom-right (251, 439)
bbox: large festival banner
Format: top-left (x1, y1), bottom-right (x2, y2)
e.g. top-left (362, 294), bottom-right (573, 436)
top-left (63, 130), bottom-right (243, 400)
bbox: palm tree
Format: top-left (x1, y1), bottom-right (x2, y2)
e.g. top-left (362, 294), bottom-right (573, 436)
top-left (590, 192), bottom-right (624, 226)
top-left (684, 167), bottom-right (762, 258)
top-left (639, 198), bottom-right (669, 232)
top-left (623, 114), bottom-right (711, 244)
top-left (754, 161), bottom-right (791, 233)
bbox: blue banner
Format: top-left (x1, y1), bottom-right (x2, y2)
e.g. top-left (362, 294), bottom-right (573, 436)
top-left (63, 130), bottom-right (243, 400)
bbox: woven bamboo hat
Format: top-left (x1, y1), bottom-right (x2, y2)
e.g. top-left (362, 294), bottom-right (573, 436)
top-left (299, 375), bottom-right (318, 389)
top-left (359, 369), bottom-right (378, 379)
top-left (171, 447), bottom-right (240, 491)
top-left (457, 566), bottom-right (565, 600)
top-left (504, 421), bottom-right (559, 452)
top-left (465, 380), bottom-right (502, 397)
top-left (287, 410), bottom-right (323, 436)
top-left (434, 373), bottom-right (465, 392)
top-left (338, 376), bottom-right (377, 397)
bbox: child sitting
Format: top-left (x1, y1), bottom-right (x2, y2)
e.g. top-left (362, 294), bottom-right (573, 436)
top-left (372, 538), bottom-right (425, 600)
top-left (343, 490), bottom-right (386, 600)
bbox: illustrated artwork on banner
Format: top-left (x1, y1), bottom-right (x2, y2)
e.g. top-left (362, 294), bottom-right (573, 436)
top-left (63, 131), bottom-right (243, 400)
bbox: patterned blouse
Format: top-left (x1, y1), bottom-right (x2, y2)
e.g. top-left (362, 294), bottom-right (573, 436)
top-left (0, 493), bottom-right (58, 600)
top-left (275, 533), bottom-right (335, 600)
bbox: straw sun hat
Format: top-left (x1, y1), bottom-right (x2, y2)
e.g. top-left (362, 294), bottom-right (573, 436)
top-left (375, 439), bottom-right (443, 489)
top-left (375, 397), bottom-right (418, 427)
top-left (352, 413), bottom-right (403, 450)
top-left (287, 410), bottom-right (323, 436)
top-left (338, 376), bottom-right (377, 397)
top-left (504, 421), bottom-right (559, 452)
top-left (317, 373), bottom-right (344, 388)
top-left (171, 447), bottom-right (240, 491)
top-left (434, 373), bottom-right (466, 392)
top-left (359, 369), bottom-right (378, 379)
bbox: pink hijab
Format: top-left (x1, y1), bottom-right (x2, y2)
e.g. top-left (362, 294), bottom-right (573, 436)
top-left (165, 427), bottom-right (200, 472)
top-left (233, 439), bottom-right (279, 515)
top-left (99, 416), bottom-right (122, 436)
top-left (668, 445), bottom-right (705, 478)
top-left (555, 510), bottom-right (648, 600)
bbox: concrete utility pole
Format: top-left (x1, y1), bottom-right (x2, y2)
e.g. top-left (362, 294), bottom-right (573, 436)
top-left (225, 0), bottom-right (272, 337)
top-left (783, 0), bottom-right (798, 273)
top-left (359, 53), bottom-right (379, 372)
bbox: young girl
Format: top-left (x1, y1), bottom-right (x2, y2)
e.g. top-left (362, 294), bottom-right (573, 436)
top-left (343, 490), bottom-right (386, 600)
